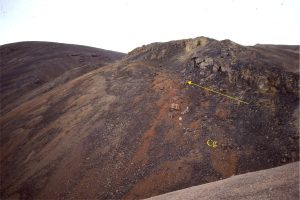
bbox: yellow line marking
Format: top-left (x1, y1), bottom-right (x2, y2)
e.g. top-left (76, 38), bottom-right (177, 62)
top-left (187, 81), bottom-right (249, 105)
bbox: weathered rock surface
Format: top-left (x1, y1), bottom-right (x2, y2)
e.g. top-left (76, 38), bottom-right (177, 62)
top-left (0, 38), bottom-right (299, 199)
top-left (146, 161), bottom-right (299, 200)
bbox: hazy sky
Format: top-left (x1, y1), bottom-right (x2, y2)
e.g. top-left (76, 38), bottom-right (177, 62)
top-left (0, 0), bottom-right (299, 52)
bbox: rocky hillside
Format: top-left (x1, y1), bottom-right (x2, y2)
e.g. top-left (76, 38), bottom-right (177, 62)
top-left (0, 38), bottom-right (299, 199)
top-left (0, 41), bottom-right (125, 114)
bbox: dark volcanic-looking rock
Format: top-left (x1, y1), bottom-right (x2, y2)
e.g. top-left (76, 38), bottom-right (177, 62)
top-left (0, 38), bottom-right (299, 199)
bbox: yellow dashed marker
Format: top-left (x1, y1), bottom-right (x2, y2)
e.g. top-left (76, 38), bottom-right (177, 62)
top-left (187, 80), bottom-right (249, 105)
top-left (207, 139), bottom-right (218, 148)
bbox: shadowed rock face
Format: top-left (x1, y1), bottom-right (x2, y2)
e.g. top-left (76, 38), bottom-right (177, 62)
top-left (0, 38), bottom-right (299, 199)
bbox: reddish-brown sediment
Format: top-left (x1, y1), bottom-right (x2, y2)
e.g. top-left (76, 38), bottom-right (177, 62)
top-left (1, 39), bottom-right (298, 199)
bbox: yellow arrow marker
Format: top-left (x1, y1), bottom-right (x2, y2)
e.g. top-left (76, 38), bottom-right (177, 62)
top-left (187, 81), bottom-right (249, 105)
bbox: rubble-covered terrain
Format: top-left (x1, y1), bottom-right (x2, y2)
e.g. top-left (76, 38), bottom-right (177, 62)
top-left (0, 37), bottom-right (299, 199)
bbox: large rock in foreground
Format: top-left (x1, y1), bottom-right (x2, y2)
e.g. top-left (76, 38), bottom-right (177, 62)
top-left (146, 161), bottom-right (299, 200)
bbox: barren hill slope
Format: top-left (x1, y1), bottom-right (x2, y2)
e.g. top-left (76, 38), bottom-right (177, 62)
top-left (251, 44), bottom-right (299, 73)
top-left (0, 41), bottom-right (125, 114)
top-left (0, 37), bottom-right (299, 199)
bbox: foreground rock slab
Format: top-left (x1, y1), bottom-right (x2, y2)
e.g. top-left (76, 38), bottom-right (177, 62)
top-left (146, 162), bottom-right (299, 200)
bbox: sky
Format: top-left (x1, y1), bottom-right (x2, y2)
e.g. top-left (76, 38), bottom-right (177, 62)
top-left (0, 0), bottom-right (299, 53)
